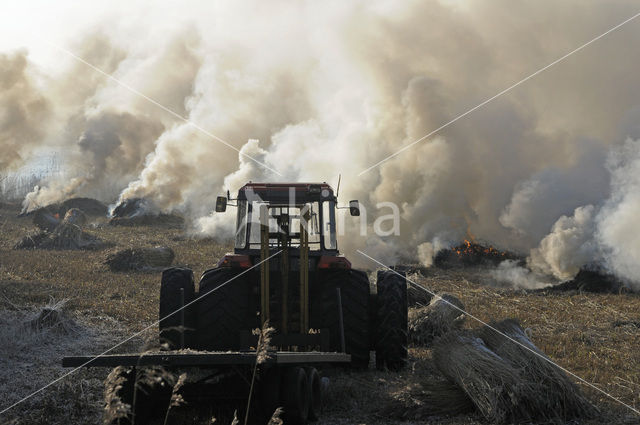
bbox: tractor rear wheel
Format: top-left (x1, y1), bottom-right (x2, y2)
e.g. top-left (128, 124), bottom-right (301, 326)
top-left (159, 267), bottom-right (196, 349)
top-left (319, 269), bottom-right (371, 368)
top-left (375, 270), bottom-right (408, 371)
top-left (195, 268), bottom-right (254, 350)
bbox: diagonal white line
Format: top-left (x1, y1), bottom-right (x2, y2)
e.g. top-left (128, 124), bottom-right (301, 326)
top-left (0, 250), bottom-right (282, 416)
top-left (358, 10), bottom-right (640, 176)
top-left (43, 39), bottom-right (282, 176)
top-left (357, 249), bottom-right (640, 416)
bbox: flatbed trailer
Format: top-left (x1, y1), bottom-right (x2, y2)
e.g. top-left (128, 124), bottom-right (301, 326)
top-left (62, 350), bottom-right (350, 368)
top-left (62, 350), bottom-right (351, 425)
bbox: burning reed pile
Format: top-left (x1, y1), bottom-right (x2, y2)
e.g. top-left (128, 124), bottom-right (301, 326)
top-left (409, 294), bottom-right (465, 346)
top-left (434, 239), bottom-right (520, 268)
top-left (431, 320), bottom-right (598, 423)
top-left (109, 198), bottom-right (184, 228)
top-left (541, 267), bottom-right (629, 294)
top-left (14, 208), bottom-right (109, 250)
top-left (105, 246), bottom-right (175, 272)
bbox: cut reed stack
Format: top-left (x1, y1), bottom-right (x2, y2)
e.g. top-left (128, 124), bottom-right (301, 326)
top-left (431, 320), bottom-right (599, 424)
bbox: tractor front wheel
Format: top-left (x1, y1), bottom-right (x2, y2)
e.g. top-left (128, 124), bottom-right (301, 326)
top-left (195, 268), bottom-right (254, 350)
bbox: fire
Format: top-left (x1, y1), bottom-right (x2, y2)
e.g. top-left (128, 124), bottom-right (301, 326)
top-left (434, 235), bottom-right (519, 268)
top-left (452, 238), bottom-right (507, 259)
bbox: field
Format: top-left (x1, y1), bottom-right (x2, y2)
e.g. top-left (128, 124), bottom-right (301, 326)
top-left (1, 201), bottom-right (639, 425)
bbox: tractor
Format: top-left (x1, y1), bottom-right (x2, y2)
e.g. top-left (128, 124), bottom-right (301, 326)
top-left (65, 182), bottom-right (408, 424)
top-left (159, 182), bottom-right (408, 370)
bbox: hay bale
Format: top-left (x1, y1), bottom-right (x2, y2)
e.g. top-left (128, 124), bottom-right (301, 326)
top-left (60, 197), bottom-right (107, 216)
top-left (32, 207), bottom-right (61, 231)
top-left (383, 378), bottom-right (474, 420)
top-left (14, 232), bottom-right (49, 249)
top-left (62, 208), bottom-right (87, 226)
top-left (544, 267), bottom-right (627, 294)
top-left (433, 331), bottom-right (538, 423)
top-left (27, 302), bottom-right (78, 335)
top-left (407, 284), bottom-right (432, 307)
top-left (110, 198), bottom-right (183, 228)
top-left (480, 319), bottom-right (599, 421)
top-left (105, 246), bottom-right (175, 272)
top-left (409, 294), bottom-right (465, 346)
top-left (109, 214), bottom-right (184, 228)
top-left (415, 379), bottom-right (475, 417)
top-left (14, 222), bottom-right (107, 251)
top-left (111, 197), bottom-right (148, 218)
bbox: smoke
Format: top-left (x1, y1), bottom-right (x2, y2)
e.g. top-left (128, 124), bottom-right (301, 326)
top-left (0, 51), bottom-right (50, 171)
top-left (3, 1), bottom-right (640, 284)
top-left (528, 205), bottom-right (600, 281)
top-left (15, 29), bottom-right (199, 211)
top-left (491, 260), bottom-right (551, 290)
top-left (529, 139), bottom-right (640, 288)
top-left (597, 139), bottom-right (640, 285)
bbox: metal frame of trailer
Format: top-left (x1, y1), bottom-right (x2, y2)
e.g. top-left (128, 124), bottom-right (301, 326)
top-left (62, 350), bottom-right (351, 425)
top-left (62, 350), bottom-right (351, 368)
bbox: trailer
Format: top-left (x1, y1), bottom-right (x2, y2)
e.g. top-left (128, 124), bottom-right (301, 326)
top-left (63, 350), bottom-right (350, 425)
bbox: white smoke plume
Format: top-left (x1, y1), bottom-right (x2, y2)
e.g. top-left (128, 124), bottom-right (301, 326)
top-left (2, 1), bottom-right (640, 283)
top-left (529, 139), bottom-right (640, 289)
top-left (491, 260), bottom-right (552, 290)
top-left (528, 205), bottom-right (600, 281)
top-left (0, 51), bottom-right (50, 171)
top-left (15, 30), bottom-right (200, 211)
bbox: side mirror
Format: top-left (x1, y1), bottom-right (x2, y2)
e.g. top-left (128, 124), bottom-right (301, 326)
top-left (215, 196), bottom-right (227, 212)
top-left (349, 200), bottom-right (360, 216)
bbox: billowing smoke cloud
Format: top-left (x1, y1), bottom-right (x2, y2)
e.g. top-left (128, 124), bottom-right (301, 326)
top-left (0, 51), bottom-right (50, 170)
top-left (529, 139), bottom-right (640, 288)
top-left (3, 1), bottom-right (640, 285)
top-left (528, 205), bottom-right (599, 280)
top-left (15, 30), bottom-right (200, 211)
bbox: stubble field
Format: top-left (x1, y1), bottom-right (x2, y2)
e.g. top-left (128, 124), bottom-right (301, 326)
top-left (0, 202), bottom-right (639, 425)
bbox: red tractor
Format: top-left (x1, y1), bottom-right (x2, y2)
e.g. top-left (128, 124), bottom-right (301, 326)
top-left (160, 182), bottom-right (407, 371)
top-left (64, 182), bottom-right (409, 424)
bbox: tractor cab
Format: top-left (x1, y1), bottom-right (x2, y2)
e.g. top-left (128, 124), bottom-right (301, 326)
top-left (216, 182), bottom-right (360, 268)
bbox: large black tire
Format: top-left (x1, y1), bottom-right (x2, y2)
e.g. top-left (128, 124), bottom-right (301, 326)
top-left (258, 366), bottom-right (282, 422)
top-left (159, 267), bottom-right (196, 349)
top-left (319, 269), bottom-right (371, 368)
top-left (375, 270), bottom-right (408, 371)
top-left (283, 366), bottom-right (310, 425)
top-left (195, 267), bottom-right (255, 351)
top-left (305, 367), bottom-right (322, 422)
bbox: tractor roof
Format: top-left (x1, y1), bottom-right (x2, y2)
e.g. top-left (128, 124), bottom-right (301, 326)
top-left (237, 182), bottom-right (335, 202)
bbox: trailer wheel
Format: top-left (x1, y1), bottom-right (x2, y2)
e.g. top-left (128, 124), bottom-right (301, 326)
top-left (305, 367), bottom-right (322, 422)
top-left (375, 270), bottom-right (408, 371)
top-left (104, 366), bottom-right (135, 425)
top-left (259, 366), bottom-right (282, 421)
top-left (319, 269), bottom-right (371, 368)
top-left (104, 366), bottom-right (171, 425)
top-left (283, 367), bottom-right (310, 425)
top-left (159, 267), bottom-right (196, 349)
top-left (195, 268), bottom-right (254, 350)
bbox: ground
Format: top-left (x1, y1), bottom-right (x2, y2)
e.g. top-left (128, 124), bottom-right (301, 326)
top-left (0, 202), bottom-right (639, 424)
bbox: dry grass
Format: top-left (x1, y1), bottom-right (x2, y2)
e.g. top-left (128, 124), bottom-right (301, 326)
top-left (1, 201), bottom-right (640, 424)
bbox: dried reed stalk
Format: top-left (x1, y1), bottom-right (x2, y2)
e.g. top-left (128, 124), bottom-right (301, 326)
top-left (481, 319), bottom-right (599, 422)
